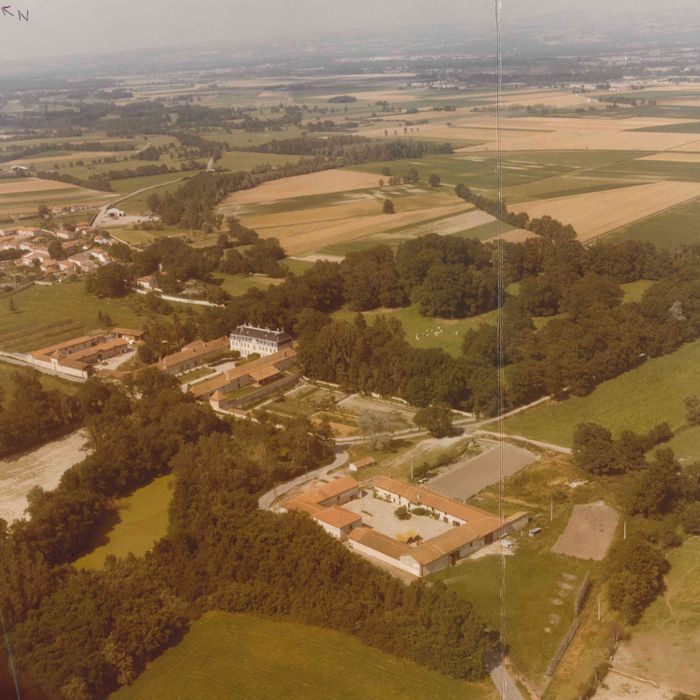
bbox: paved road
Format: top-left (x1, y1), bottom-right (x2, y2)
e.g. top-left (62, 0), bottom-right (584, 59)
top-left (257, 448), bottom-right (349, 510)
top-left (490, 663), bottom-right (526, 700)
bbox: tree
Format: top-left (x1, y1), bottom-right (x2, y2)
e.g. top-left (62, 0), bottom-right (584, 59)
top-left (414, 405), bottom-right (454, 438)
top-left (47, 240), bottom-right (67, 260)
top-left (685, 395), bottom-right (700, 426)
top-left (357, 410), bottom-right (393, 450)
top-left (572, 422), bottom-right (616, 475)
top-left (628, 448), bottom-right (682, 517)
top-left (383, 198), bottom-right (395, 214)
top-left (85, 263), bottom-right (129, 298)
top-left (428, 173), bottom-right (441, 188)
top-left (8, 297), bottom-right (17, 314)
top-left (606, 535), bottom-right (669, 623)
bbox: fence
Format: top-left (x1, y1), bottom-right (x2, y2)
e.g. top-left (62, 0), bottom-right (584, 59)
top-left (545, 570), bottom-right (592, 677)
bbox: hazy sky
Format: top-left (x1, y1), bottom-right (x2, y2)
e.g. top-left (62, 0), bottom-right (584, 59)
top-left (1, 0), bottom-right (698, 60)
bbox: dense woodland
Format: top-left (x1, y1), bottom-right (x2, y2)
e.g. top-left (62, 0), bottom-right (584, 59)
top-left (0, 374), bottom-right (489, 698)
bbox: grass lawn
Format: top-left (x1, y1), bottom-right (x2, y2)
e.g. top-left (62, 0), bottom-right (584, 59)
top-left (74, 474), bottom-right (174, 570)
top-left (503, 338), bottom-right (700, 447)
top-left (111, 612), bottom-right (496, 700)
top-left (621, 279), bottom-right (655, 302)
top-left (605, 196), bottom-right (700, 247)
top-left (333, 303), bottom-right (497, 356)
top-left (0, 361), bottom-right (78, 405)
top-left (0, 283), bottom-right (147, 352)
top-left (430, 515), bottom-right (591, 684)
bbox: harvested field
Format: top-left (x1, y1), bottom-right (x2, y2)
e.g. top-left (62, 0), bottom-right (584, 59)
top-left (221, 169), bottom-right (382, 207)
top-left (0, 177), bottom-right (78, 194)
top-left (517, 180), bottom-right (700, 241)
top-left (243, 201), bottom-right (471, 255)
top-left (428, 442), bottom-right (537, 500)
top-left (551, 501), bottom-right (619, 560)
top-left (453, 116), bottom-right (700, 152)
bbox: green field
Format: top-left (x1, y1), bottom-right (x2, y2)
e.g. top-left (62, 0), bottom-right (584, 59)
top-left (503, 338), bottom-right (700, 446)
top-left (216, 150), bottom-right (302, 171)
top-left (349, 154), bottom-right (572, 190)
top-left (216, 273), bottom-right (283, 296)
top-left (74, 474), bottom-right (174, 570)
top-left (605, 196), bottom-right (700, 247)
top-left (333, 304), bottom-right (498, 356)
top-left (431, 514), bottom-right (591, 683)
top-left (112, 612), bottom-right (495, 700)
top-left (0, 283), bottom-right (147, 352)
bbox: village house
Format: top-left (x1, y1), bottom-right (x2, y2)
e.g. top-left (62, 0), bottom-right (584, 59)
top-left (156, 337), bottom-right (229, 375)
top-left (136, 274), bottom-right (160, 291)
top-left (229, 323), bottom-right (293, 357)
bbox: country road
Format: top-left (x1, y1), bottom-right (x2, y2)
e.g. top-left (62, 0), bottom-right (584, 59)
top-left (91, 175), bottom-right (191, 229)
top-left (257, 448), bottom-right (349, 510)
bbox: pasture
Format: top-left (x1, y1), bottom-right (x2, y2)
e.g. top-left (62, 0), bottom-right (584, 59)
top-left (503, 337), bottom-right (700, 447)
top-left (111, 612), bottom-right (495, 700)
top-left (0, 283), bottom-right (146, 352)
top-left (74, 474), bottom-right (174, 570)
top-left (333, 304), bottom-right (498, 357)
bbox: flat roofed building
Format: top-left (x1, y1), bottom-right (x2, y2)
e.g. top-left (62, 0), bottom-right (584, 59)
top-left (229, 324), bottom-right (292, 357)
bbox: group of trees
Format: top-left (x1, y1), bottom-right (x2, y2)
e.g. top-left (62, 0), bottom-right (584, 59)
top-left (573, 418), bottom-right (700, 622)
top-left (1, 374), bottom-right (490, 698)
top-left (250, 134), bottom-right (452, 161)
top-left (0, 372), bottom-right (84, 457)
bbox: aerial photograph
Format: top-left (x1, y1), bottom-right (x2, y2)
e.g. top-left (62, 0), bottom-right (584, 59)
top-left (1, 0), bottom-right (700, 698)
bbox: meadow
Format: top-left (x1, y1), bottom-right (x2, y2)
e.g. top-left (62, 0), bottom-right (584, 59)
top-left (333, 304), bottom-right (498, 356)
top-left (74, 474), bottom-right (174, 570)
top-left (503, 337), bottom-right (700, 446)
top-left (111, 612), bottom-right (496, 700)
top-left (0, 283), bottom-right (148, 352)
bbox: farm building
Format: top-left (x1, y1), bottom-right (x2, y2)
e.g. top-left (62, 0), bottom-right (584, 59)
top-left (280, 475), bottom-right (528, 577)
top-left (229, 323), bottom-right (292, 357)
top-left (29, 330), bottom-right (135, 378)
top-left (156, 337), bottom-right (229, 374)
top-left (349, 456), bottom-right (376, 472)
top-left (279, 476), bottom-right (363, 540)
top-left (136, 274), bottom-right (160, 291)
top-left (187, 347), bottom-right (297, 400)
